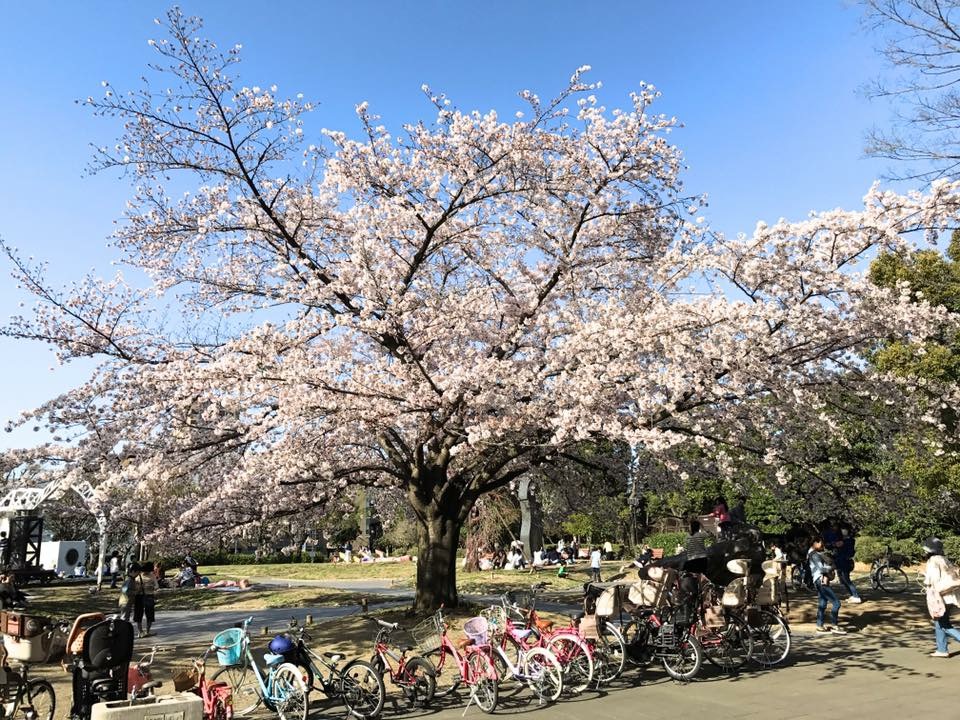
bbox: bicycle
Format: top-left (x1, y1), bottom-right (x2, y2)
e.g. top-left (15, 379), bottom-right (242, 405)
top-left (210, 618), bottom-right (309, 720)
top-left (694, 577), bottom-right (754, 674)
top-left (481, 605), bottom-right (563, 704)
top-left (0, 660), bottom-right (55, 720)
top-left (415, 610), bottom-right (498, 713)
top-left (128, 644), bottom-right (173, 698)
top-left (282, 619), bottom-right (385, 719)
top-left (368, 618), bottom-right (435, 708)
top-left (173, 644), bottom-right (234, 720)
top-left (870, 546), bottom-right (909, 594)
top-left (501, 584), bottom-right (596, 693)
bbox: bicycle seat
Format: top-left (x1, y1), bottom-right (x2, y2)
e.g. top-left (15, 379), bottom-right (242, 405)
top-left (513, 628), bottom-right (535, 640)
top-left (263, 652), bottom-right (285, 666)
top-left (401, 645), bottom-right (415, 653)
top-left (323, 652), bottom-right (344, 662)
top-left (569, 612), bottom-right (585, 622)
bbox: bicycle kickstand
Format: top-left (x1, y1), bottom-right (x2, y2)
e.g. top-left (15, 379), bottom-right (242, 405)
top-left (461, 688), bottom-right (476, 717)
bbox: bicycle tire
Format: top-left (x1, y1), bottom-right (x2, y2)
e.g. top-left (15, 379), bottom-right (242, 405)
top-left (878, 565), bottom-right (909, 594)
top-left (25, 678), bottom-right (55, 720)
top-left (212, 664), bottom-right (262, 716)
top-left (619, 620), bottom-right (653, 667)
top-left (592, 622), bottom-right (626, 683)
top-left (402, 657), bottom-right (435, 707)
top-left (546, 633), bottom-right (594, 694)
top-left (425, 646), bottom-right (462, 697)
top-left (522, 647), bottom-right (563, 702)
top-left (271, 663), bottom-right (309, 720)
top-left (339, 659), bottom-right (386, 720)
top-left (702, 613), bottom-right (753, 673)
top-left (662, 633), bottom-right (702, 682)
top-left (466, 651), bottom-right (498, 714)
top-left (749, 609), bottom-right (791, 667)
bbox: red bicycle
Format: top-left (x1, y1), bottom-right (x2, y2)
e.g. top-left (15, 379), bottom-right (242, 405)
top-left (368, 618), bottom-right (435, 707)
top-left (173, 644), bottom-right (234, 720)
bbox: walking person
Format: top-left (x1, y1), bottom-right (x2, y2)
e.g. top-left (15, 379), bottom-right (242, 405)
top-left (589, 545), bottom-right (602, 583)
top-left (136, 561), bottom-right (158, 638)
top-left (808, 536), bottom-right (846, 634)
top-left (922, 537), bottom-right (960, 657)
top-left (108, 552), bottom-right (121, 588)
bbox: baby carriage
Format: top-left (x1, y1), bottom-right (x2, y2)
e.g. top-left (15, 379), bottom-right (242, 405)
top-left (69, 617), bottom-right (135, 720)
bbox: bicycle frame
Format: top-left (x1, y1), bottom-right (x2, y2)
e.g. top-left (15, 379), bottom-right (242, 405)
top-left (433, 618), bottom-right (494, 686)
top-left (372, 632), bottom-right (417, 684)
top-left (229, 619), bottom-right (300, 706)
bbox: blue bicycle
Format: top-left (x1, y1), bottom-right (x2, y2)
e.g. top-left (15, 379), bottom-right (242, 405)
top-left (210, 618), bottom-right (309, 720)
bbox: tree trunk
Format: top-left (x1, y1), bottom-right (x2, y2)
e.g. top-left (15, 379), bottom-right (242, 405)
top-left (411, 495), bottom-right (466, 612)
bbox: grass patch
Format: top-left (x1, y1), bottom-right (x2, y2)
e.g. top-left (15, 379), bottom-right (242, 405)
top-left (23, 584), bottom-right (391, 619)
top-left (201, 562), bottom-right (415, 582)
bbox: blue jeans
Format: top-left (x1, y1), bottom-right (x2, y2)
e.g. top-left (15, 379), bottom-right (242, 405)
top-left (816, 579), bottom-right (841, 627)
top-left (934, 605), bottom-right (960, 652)
top-left (837, 567), bottom-right (860, 599)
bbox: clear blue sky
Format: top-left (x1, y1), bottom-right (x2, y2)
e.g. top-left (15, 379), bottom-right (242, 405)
top-left (0, 1), bottom-right (898, 449)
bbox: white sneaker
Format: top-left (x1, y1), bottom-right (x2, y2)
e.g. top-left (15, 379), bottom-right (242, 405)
top-left (930, 650), bottom-right (950, 658)
top-left (848, 597), bottom-right (863, 604)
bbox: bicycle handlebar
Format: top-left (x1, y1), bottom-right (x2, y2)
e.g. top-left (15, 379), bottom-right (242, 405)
top-left (370, 618), bottom-right (400, 631)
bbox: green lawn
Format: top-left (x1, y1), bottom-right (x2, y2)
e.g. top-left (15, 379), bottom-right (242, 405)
top-left (24, 584), bottom-right (388, 619)
top-left (202, 561), bottom-right (415, 582)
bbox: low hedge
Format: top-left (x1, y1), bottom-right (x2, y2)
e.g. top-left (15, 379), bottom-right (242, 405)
top-left (854, 536), bottom-right (923, 564)
top-left (643, 532), bottom-right (687, 554)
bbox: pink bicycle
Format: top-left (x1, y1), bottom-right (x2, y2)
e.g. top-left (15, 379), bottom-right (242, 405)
top-left (416, 609), bottom-right (499, 713)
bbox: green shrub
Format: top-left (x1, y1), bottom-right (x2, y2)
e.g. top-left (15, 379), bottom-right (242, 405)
top-left (854, 536), bottom-right (923, 564)
top-left (890, 538), bottom-right (923, 564)
top-left (643, 532), bottom-right (687, 555)
top-left (942, 535), bottom-right (960, 563)
top-left (854, 536), bottom-right (886, 564)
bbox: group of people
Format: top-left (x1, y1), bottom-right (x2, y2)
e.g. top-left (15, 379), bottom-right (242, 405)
top-left (117, 561), bottom-right (158, 638)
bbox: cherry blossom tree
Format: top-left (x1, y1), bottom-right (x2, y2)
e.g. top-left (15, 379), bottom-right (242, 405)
top-left (3, 8), bottom-right (959, 610)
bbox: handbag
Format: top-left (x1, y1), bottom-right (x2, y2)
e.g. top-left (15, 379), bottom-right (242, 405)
top-left (927, 586), bottom-right (947, 619)
top-left (934, 561), bottom-right (960, 596)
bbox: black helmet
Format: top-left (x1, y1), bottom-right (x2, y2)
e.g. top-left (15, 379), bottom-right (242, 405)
top-left (922, 537), bottom-right (944, 557)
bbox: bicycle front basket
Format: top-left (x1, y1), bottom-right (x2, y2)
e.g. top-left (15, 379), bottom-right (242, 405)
top-left (409, 615), bottom-right (443, 654)
top-left (888, 554), bottom-right (906, 569)
top-left (213, 628), bottom-right (245, 666)
top-left (504, 589), bottom-right (534, 610)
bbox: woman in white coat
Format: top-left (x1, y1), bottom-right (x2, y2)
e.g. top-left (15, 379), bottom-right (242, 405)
top-left (923, 537), bottom-right (960, 657)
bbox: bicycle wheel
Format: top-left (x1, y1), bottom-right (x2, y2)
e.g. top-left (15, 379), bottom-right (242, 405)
top-left (25, 679), bottom-right (55, 720)
top-left (662, 633), bottom-right (703, 682)
top-left (466, 651), bottom-right (498, 714)
top-left (619, 620), bottom-right (653, 666)
top-left (878, 565), bottom-right (909, 594)
top-left (339, 659), bottom-right (386, 720)
top-left (702, 614), bottom-right (753, 673)
top-left (271, 663), bottom-right (309, 720)
top-left (522, 647), bottom-right (563, 703)
top-left (749, 609), bottom-right (791, 667)
top-left (212, 664), bottom-right (262, 716)
top-left (546, 634), bottom-right (594, 694)
top-left (402, 657), bottom-right (436, 707)
top-left (592, 622), bottom-right (626, 683)
top-left (425, 646), bottom-right (463, 697)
